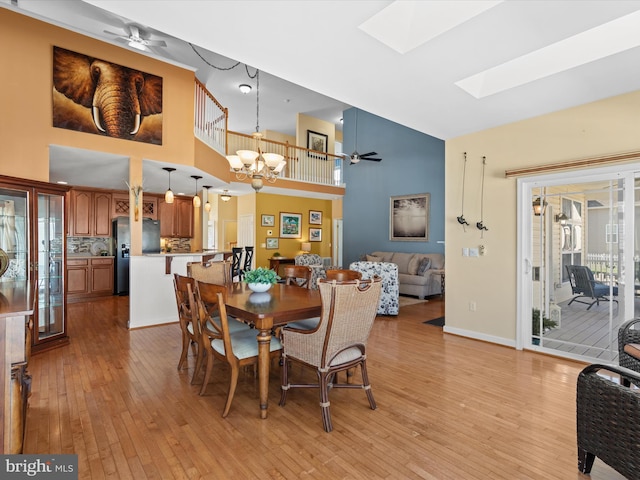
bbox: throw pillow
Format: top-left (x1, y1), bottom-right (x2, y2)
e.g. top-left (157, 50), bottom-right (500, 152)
top-left (418, 257), bottom-right (432, 276)
top-left (407, 255), bottom-right (421, 274)
top-left (366, 254), bottom-right (382, 262)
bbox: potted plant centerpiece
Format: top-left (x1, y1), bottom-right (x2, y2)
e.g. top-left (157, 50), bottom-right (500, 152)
top-left (243, 267), bottom-right (280, 292)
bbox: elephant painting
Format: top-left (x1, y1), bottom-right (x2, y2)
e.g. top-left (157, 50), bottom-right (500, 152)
top-left (52, 46), bottom-right (163, 144)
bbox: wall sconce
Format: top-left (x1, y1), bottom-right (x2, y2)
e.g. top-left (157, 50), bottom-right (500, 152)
top-left (191, 175), bottom-right (202, 208)
top-left (301, 242), bottom-right (311, 253)
top-left (555, 212), bottom-right (568, 224)
top-left (532, 197), bottom-right (547, 216)
top-left (202, 185), bottom-right (212, 212)
top-left (163, 167), bottom-right (176, 204)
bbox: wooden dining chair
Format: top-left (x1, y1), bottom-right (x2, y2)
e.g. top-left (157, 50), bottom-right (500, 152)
top-left (243, 246), bottom-right (254, 274)
top-left (231, 247), bottom-right (244, 282)
top-left (279, 276), bottom-right (382, 432)
top-left (282, 265), bottom-right (312, 288)
top-left (280, 265), bottom-right (319, 331)
top-left (173, 274), bottom-right (201, 384)
top-left (325, 269), bottom-right (362, 282)
top-left (194, 280), bottom-right (282, 417)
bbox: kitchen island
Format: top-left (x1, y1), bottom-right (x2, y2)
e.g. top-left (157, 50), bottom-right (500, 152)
top-left (129, 252), bottom-right (229, 329)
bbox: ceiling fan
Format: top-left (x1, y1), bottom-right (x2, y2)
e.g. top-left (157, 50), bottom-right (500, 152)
top-left (341, 110), bottom-right (382, 165)
top-left (103, 24), bottom-right (167, 52)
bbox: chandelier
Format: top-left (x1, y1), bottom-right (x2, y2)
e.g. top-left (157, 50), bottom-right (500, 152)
top-left (226, 70), bottom-right (286, 192)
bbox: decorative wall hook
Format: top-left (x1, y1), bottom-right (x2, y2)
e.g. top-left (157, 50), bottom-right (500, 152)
top-left (476, 221), bottom-right (488, 231)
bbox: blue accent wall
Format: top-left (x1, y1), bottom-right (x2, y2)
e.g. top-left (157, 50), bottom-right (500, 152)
top-left (342, 108), bottom-right (445, 265)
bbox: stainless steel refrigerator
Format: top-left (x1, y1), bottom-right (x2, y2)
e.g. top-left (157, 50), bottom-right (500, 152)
top-left (112, 217), bottom-right (161, 295)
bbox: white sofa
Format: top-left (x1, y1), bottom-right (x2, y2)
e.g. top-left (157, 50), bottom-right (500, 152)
top-left (369, 251), bottom-right (444, 299)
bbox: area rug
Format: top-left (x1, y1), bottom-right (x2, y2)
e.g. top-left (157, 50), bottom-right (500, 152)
top-left (423, 316), bottom-right (445, 327)
top-left (399, 296), bottom-right (429, 307)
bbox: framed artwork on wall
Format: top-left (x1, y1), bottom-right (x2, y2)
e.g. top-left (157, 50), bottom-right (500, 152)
top-left (261, 214), bottom-right (275, 226)
top-left (309, 228), bottom-right (322, 242)
top-left (309, 210), bottom-right (322, 225)
top-left (280, 212), bottom-right (302, 238)
top-left (390, 193), bottom-right (430, 241)
top-left (307, 130), bottom-right (328, 160)
top-left (266, 238), bottom-right (279, 249)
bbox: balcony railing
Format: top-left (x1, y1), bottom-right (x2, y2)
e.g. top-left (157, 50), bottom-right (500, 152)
top-left (194, 80), bottom-right (343, 187)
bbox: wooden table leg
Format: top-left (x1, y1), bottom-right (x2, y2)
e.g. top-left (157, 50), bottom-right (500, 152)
top-left (256, 320), bottom-right (273, 419)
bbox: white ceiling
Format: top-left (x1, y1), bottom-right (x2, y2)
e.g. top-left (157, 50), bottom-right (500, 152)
top-left (6, 0), bottom-right (640, 195)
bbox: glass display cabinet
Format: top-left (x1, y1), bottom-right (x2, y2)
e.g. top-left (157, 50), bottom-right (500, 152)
top-left (0, 175), bottom-right (70, 353)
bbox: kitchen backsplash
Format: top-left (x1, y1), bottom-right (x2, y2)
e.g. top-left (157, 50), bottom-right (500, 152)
top-left (162, 237), bottom-right (191, 253)
top-left (68, 237), bottom-right (112, 255)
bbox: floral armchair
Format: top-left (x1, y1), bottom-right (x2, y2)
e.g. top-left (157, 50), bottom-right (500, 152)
top-left (349, 261), bottom-right (399, 315)
top-left (295, 254), bottom-right (326, 289)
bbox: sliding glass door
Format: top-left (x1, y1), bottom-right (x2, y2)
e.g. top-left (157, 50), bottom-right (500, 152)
top-left (520, 166), bottom-right (637, 363)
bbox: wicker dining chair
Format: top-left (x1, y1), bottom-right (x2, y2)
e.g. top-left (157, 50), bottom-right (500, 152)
top-left (577, 363), bottom-right (640, 478)
top-left (279, 276), bottom-right (382, 432)
top-left (187, 260), bottom-right (232, 286)
top-left (194, 280), bottom-right (282, 417)
top-left (325, 269), bottom-right (362, 282)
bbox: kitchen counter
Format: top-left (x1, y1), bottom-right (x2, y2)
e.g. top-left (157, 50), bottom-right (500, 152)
top-left (67, 254), bottom-right (115, 258)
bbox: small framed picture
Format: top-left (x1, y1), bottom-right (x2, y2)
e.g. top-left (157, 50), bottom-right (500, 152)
top-left (261, 214), bottom-right (275, 227)
top-left (309, 210), bottom-right (322, 225)
top-left (309, 228), bottom-right (322, 242)
top-left (280, 212), bottom-right (302, 238)
top-left (266, 237), bottom-right (279, 249)
top-left (307, 130), bottom-right (328, 160)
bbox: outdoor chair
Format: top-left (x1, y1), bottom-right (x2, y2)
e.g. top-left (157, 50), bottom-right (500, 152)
top-left (576, 363), bottom-right (640, 478)
top-left (565, 265), bottom-right (618, 310)
top-left (279, 276), bottom-right (382, 432)
top-left (618, 318), bottom-right (640, 386)
top-left (194, 280), bottom-right (282, 417)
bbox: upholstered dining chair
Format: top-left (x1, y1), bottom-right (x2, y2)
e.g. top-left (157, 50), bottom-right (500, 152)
top-left (279, 276), bottom-right (382, 432)
top-left (325, 269), bottom-right (362, 282)
top-left (349, 261), bottom-right (400, 315)
top-left (194, 280), bottom-right (282, 417)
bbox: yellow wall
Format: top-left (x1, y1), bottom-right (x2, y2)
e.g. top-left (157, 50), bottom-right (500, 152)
top-left (296, 113), bottom-right (336, 154)
top-left (254, 193), bottom-right (333, 268)
top-left (217, 196), bottom-right (237, 250)
top-left (0, 9), bottom-right (196, 182)
top-left (445, 89), bottom-right (640, 344)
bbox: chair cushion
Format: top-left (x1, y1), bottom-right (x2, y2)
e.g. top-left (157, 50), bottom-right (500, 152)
top-left (330, 346), bottom-right (364, 366)
top-left (208, 316), bottom-right (252, 334)
top-left (286, 317), bottom-right (320, 330)
top-left (211, 329), bottom-right (281, 359)
top-left (624, 343), bottom-right (640, 360)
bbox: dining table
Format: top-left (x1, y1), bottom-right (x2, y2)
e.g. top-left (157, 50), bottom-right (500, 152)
top-left (224, 282), bottom-right (322, 419)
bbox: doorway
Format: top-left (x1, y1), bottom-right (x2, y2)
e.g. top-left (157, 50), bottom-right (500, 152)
top-left (519, 165), bottom-right (638, 363)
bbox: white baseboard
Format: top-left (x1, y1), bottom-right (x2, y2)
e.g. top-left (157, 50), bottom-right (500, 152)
top-left (442, 326), bottom-right (516, 349)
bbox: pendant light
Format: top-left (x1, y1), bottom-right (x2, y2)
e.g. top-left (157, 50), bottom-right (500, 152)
top-left (191, 175), bottom-right (202, 208)
top-left (203, 185), bottom-right (212, 212)
top-left (163, 167), bottom-right (176, 204)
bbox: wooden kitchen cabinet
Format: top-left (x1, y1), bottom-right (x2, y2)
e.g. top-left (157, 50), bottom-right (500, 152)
top-left (67, 257), bottom-right (114, 301)
top-left (70, 189), bottom-right (112, 237)
top-left (112, 192), bottom-right (158, 220)
top-left (158, 197), bottom-right (193, 237)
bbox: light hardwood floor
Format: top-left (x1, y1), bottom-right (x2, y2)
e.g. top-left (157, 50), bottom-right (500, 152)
top-left (23, 295), bottom-right (625, 479)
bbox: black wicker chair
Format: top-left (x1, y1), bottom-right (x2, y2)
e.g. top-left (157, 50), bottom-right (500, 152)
top-left (618, 318), bottom-right (640, 387)
top-left (576, 363), bottom-right (640, 478)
